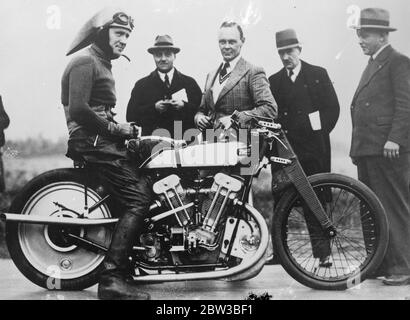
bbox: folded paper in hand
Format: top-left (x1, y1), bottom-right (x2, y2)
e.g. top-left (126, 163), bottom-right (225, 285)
top-left (172, 89), bottom-right (188, 102)
top-left (309, 111), bottom-right (322, 131)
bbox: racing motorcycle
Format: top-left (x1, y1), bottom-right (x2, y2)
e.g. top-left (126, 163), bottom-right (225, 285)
top-left (1, 112), bottom-right (389, 291)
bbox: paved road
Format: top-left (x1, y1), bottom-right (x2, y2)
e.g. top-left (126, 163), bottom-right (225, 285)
top-left (1, 259), bottom-right (409, 300)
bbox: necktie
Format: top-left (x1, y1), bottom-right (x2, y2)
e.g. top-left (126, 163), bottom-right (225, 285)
top-left (164, 74), bottom-right (171, 89)
top-left (219, 62), bottom-right (230, 84)
top-left (288, 69), bottom-right (294, 82)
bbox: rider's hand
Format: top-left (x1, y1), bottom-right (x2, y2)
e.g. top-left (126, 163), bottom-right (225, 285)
top-left (170, 99), bottom-right (185, 111)
top-left (195, 113), bottom-right (213, 131)
top-left (215, 116), bottom-right (233, 130)
top-left (383, 141), bottom-right (400, 159)
top-left (108, 122), bottom-right (140, 139)
top-left (155, 100), bottom-right (170, 114)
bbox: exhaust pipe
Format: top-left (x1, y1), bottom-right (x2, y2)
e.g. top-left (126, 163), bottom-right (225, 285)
top-left (0, 213), bottom-right (118, 226)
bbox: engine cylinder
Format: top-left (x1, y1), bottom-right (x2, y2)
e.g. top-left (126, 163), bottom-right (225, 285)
top-left (202, 173), bottom-right (243, 232)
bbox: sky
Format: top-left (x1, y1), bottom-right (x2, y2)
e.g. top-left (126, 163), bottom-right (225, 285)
top-left (0, 0), bottom-right (409, 154)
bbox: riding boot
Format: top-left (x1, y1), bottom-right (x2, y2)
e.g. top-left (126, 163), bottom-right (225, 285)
top-left (98, 211), bottom-right (151, 300)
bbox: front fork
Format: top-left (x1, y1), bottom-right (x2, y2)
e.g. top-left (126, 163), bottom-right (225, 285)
top-left (272, 132), bottom-right (337, 238)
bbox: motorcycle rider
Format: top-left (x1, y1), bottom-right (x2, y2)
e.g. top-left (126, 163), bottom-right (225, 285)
top-left (61, 9), bottom-right (151, 300)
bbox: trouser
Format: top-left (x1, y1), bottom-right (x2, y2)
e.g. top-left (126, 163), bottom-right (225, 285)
top-left (298, 159), bottom-right (331, 259)
top-left (357, 154), bottom-right (410, 276)
top-left (90, 160), bottom-right (153, 219)
top-left (68, 133), bottom-right (153, 219)
top-left (68, 135), bottom-right (153, 275)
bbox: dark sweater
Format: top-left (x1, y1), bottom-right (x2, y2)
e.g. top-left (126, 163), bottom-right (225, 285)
top-left (61, 44), bottom-right (117, 137)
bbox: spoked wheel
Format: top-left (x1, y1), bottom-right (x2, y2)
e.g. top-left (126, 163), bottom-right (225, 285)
top-left (273, 173), bottom-right (388, 290)
top-left (6, 169), bottom-right (113, 290)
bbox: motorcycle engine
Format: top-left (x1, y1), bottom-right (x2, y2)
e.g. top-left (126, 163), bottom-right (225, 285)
top-left (148, 173), bottom-right (244, 265)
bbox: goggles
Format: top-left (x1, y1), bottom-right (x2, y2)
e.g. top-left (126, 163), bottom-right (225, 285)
top-left (109, 12), bottom-right (134, 31)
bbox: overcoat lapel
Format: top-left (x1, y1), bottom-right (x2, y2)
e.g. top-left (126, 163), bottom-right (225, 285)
top-left (150, 70), bottom-right (166, 88)
top-left (169, 69), bottom-right (180, 91)
top-left (353, 45), bottom-right (393, 102)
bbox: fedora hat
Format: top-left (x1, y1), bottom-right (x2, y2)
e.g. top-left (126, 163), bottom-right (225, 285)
top-left (66, 8), bottom-right (134, 56)
top-left (353, 8), bottom-right (397, 32)
top-left (147, 35), bottom-right (180, 54)
top-left (276, 29), bottom-right (302, 51)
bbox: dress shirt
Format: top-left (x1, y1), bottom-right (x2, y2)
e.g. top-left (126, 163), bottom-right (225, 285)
top-left (287, 61), bottom-right (302, 83)
top-left (212, 55), bottom-right (241, 103)
top-left (372, 44), bottom-right (390, 60)
top-left (158, 68), bottom-right (175, 85)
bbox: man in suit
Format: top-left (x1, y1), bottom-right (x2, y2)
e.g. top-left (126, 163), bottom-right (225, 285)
top-left (127, 35), bottom-right (202, 139)
top-left (194, 21), bottom-right (276, 133)
top-left (0, 95), bottom-right (10, 192)
top-left (351, 8), bottom-right (410, 285)
top-left (268, 29), bottom-right (340, 267)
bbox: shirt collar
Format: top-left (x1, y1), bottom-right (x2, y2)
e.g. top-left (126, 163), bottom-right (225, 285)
top-left (221, 55), bottom-right (241, 73)
top-left (287, 61), bottom-right (302, 78)
top-left (158, 68), bottom-right (175, 83)
top-left (372, 44), bottom-right (390, 60)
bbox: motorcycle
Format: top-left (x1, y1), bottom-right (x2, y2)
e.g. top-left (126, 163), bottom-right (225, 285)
top-left (1, 113), bottom-right (389, 291)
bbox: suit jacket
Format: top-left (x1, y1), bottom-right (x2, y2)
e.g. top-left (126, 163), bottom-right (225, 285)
top-left (269, 61), bottom-right (340, 172)
top-left (0, 95), bottom-right (10, 147)
top-left (197, 58), bottom-right (277, 127)
top-left (350, 45), bottom-right (410, 158)
top-left (127, 69), bottom-right (202, 138)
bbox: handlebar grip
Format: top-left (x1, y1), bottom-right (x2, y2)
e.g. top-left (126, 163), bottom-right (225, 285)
top-left (259, 121), bottom-right (282, 130)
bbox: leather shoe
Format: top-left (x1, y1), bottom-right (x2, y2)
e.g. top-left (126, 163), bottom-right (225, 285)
top-left (382, 275), bottom-right (410, 286)
top-left (319, 256), bottom-right (333, 268)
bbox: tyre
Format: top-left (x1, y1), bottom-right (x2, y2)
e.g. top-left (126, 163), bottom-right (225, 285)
top-left (272, 173), bottom-right (388, 290)
top-left (6, 168), bottom-right (113, 290)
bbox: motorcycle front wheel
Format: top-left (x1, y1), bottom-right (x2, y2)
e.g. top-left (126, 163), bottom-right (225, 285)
top-left (6, 168), bottom-right (113, 290)
top-left (272, 173), bottom-right (388, 291)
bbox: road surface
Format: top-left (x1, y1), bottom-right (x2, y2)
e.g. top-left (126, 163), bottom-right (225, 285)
top-left (0, 259), bottom-right (409, 300)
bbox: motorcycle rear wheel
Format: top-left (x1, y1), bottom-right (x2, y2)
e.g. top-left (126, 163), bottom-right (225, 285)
top-left (272, 173), bottom-right (388, 290)
top-left (6, 168), bottom-right (112, 290)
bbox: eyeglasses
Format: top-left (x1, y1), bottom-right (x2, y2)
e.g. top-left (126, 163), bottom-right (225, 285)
top-left (112, 12), bottom-right (134, 30)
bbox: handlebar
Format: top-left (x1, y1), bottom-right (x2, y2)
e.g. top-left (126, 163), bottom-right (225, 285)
top-left (231, 110), bottom-right (281, 132)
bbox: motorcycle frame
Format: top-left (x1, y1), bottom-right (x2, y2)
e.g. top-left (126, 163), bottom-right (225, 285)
top-left (236, 124), bottom-right (336, 236)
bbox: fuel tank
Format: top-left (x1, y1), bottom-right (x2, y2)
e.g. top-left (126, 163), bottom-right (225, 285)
top-left (142, 141), bottom-right (250, 169)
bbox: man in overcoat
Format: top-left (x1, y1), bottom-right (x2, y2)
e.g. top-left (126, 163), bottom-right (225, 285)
top-left (268, 29), bottom-right (340, 266)
top-left (0, 95), bottom-right (10, 192)
top-left (127, 35), bottom-right (202, 139)
top-left (351, 8), bottom-right (410, 285)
